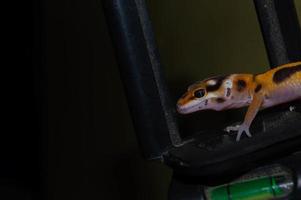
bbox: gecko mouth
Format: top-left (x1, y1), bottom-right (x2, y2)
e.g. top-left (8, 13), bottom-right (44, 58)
top-left (177, 103), bottom-right (203, 114)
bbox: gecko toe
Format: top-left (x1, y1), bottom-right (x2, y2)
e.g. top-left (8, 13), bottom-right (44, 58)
top-left (224, 125), bottom-right (240, 132)
top-left (225, 124), bottom-right (252, 141)
top-left (236, 131), bottom-right (243, 141)
top-left (235, 124), bottom-right (252, 141)
top-left (245, 129), bottom-right (252, 138)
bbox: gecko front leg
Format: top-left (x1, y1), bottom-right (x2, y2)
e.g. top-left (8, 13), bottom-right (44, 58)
top-left (225, 93), bottom-right (264, 141)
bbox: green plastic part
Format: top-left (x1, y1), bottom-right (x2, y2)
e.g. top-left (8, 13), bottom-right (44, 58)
top-left (209, 176), bottom-right (285, 200)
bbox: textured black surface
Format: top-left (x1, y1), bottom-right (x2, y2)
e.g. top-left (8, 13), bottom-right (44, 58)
top-left (165, 102), bottom-right (301, 184)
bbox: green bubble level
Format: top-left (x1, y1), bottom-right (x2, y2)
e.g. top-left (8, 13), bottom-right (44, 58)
top-left (207, 175), bottom-right (293, 200)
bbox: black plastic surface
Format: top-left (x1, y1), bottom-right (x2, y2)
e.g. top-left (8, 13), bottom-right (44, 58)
top-left (254, 0), bottom-right (301, 67)
top-left (168, 152), bottom-right (301, 200)
top-left (168, 178), bottom-right (205, 200)
top-left (102, 0), bottom-right (180, 159)
top-left (165, 102), bottom-right (301, 185)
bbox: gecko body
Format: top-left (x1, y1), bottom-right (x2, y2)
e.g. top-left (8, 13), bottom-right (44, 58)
top-left (177, 61), bottom-right (301, 141)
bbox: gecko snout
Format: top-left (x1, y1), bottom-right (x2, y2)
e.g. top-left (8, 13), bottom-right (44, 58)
top-left (176, 97), bottom-right (190, 114)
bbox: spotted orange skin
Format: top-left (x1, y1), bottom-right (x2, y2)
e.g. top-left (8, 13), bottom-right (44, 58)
top-left (177, 61), bottom-right (301, 141)
top-left (252, 62), bottom-right (301, 108)
top-left (178, 61), bottom-right (301, 111)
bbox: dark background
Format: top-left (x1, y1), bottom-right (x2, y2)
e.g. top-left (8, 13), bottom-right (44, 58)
top-left (3, 0), bottom-right (301, 199)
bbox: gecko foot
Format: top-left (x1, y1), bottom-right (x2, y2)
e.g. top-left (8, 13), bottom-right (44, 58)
top-left (289, 106), bottom-right (296, 112)
top-left (224, 124), bottom-right (252, 141)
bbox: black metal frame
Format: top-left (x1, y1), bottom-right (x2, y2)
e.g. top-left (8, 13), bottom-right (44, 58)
top-left (102, 0), bottom-right (301, 199)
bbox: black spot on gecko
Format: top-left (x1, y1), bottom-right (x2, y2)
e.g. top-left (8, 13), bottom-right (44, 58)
top-left (255, 84), bottom-right (262, 93)
top-left (226, 88), bottom-right (231, 97)
top-left (273, 64), bottom-right (301, 83)
top-left (236, 80), bottom-right (246, 92)
top-left (205, 75), bottom-right (228, 92)
top-left (205, 99), bottom-right (208, 106)
top-left (216, 98), bottom-right (226, 103)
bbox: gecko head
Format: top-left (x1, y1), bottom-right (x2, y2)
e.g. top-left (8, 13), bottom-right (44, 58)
top-left (177, 75), bottom-right (232, 114)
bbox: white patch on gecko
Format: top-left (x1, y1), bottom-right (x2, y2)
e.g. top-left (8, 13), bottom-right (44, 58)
top-left (224, 79), bottom-right (233, 89)
top-left (207, 79), bottom-right (217, 86)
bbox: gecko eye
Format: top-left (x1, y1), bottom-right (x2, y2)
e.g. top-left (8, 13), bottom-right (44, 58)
top-left (194, 89), bottom-right (205, 98)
